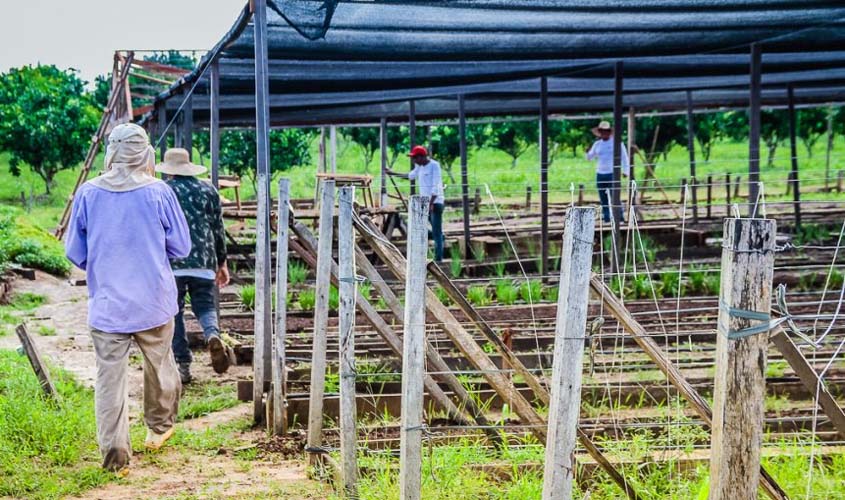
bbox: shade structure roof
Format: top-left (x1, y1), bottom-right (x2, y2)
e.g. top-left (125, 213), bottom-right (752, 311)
top-left (143, 1), bottom-right (845, 128)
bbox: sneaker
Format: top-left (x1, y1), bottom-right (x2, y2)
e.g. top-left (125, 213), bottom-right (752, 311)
top-left (207, 335), bottom-right (231, 374)
top-left (144, 427), bottom-right (175, 451)
top-left (177, 362), bottom-right (192, 384)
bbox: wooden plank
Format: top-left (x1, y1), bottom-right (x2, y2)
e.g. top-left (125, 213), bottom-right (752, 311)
top-left (590, 275), bottom-right (789, 500)
top-left (272, 179), bottom-right (290, 435)
top-left (543, 208), bottom-right (595, 500)
top-left (307, 180), bottom-right (336, 464)
top-left (400, 196), bottom-right (429, 500)
top-left (710, 218), bottom-right (775, 500)
top-left (15, 325), bottom-right (58, 399)
top-left (770, 327), bottom-right (845, 439)
top-left (252, 0), bottom-right (272, 425)
top-left (337, 186), bottom-right (358, 497)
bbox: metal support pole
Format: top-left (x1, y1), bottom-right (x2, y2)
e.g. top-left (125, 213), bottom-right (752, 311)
top-left (709, 218), bottom-right (776, 500)
top-left (787, 85), bottom-right (801, 229)
top-left (252, 0), bottom-right (273, 425)
top-left (459, 95), bottom-right (471, 259)
top-left (612, 61), bottom-right (624, 225)
top-left (380, 118), bottom-right (388, 207)
top-left (210, 59), bottom-right (221, 189)
top-left (156, 102), bottom-right (168, 159)
top-left (409, 100), bottom-right (417, 195)
top-left (686, 90), bottom-right (699, 223)
top-left (183, 91), bottom-right (193, 161)
top-left (337, 186), bottom-right (358, 497)
top-left (748, 43), bottom-right (762, 217)
top-left (272, 179), bottom-right (290, 435)
top-left (399, 196), bottom-right (430, 500)
top-left (539, 77), bottom-right (550, 281)
top-left (330, 126), bottom-right (337, 174)
top-left (626, 107), bottom-right (636, 219)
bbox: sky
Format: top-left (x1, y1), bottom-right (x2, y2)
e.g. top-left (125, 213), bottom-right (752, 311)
top-left (0, 0), bottom-right (246, 85)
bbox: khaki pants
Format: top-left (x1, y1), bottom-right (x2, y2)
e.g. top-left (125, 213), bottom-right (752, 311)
top-left (90, 320), bottom-right (181, 470)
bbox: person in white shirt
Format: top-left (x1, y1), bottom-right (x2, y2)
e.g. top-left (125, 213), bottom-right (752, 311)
top-left (586, 120), bottom-right (630, 223)
top-left (386, 145), bottom-right (445, 261)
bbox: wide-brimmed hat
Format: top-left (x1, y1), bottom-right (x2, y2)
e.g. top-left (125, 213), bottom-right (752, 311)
top-left (155, 148), bottom-right (207, 176)
top-left (591, 120), bottom-right (613, 137)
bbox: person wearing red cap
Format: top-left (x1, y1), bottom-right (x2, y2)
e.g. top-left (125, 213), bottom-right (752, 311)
top-left (386, 145), bottom-right (445, 261)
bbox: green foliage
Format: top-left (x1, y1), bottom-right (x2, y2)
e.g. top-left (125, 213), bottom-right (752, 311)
top-left (36, 325), bottom-right (56, 337)
top-left (341, 127), bottom-right (380, 171)
top-left (793, 223), bottom-right (831, 246)
top-left (433, 285), bottom-right (452, 306)
top-left (288, 260), bottom-right (309, 285)
top-left (0, 65), bottom-right (99, 193)
top-left (10, 292), bottom-right (46, 310)
top-left (519, 280), bottom-right (542, 304)
top-left (548, 119), bottom-right (594, 161)
top-left (298, 288), bottom-right (316, 310)
top-left (142, 50), bottom-right (197, 70)
top-left (329, 285), bottom-right (339, 311)
top-left (386, 125), bottom-right (427, 169)
top-left (466, 285), bottom-right (491, 307)
top-left (628, 274), bottom-right (657, 300)
top-left (0, 207), bottom-right (71, 276)
top-left (239, 285), bottom-right (255, 310)
top-left (495, 279), bottom-right (519, 305)
top-left (660, 271), bottom-right (684, 298)
top-left (178, 380), bottom-right (239, 421)
top-left (479, 121), bottom-right (538, 168)
top-left (449, 246), bottom-right (463, 279)
top-left (493, 260), bottom-right (507, 277)
top-left (211, 129), bottom-right (314, 188)
top-left (543, 285), bottom-right (559, 302)
top-left (358, 282), bottom-right (372, 301)
top-left (687, 267), bottom-right (720, 296)
top-left (0, 350), bottom-right (114, 498)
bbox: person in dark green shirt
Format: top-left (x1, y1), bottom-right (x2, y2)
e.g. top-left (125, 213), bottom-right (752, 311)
top-left (157, 148), bottom-right (230, 383)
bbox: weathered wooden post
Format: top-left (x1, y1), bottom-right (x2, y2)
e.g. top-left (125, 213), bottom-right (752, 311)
top-left (526, 185), bottom-right (532, 209)
top-left (787, 84), bottom-right (801, 228)
top-left (337, 186), bottom-right (358, 497)
top-left (709, 217), bottom-right (776, 500)
top-left (272, 179), bottom-right (290, 435)
top-left (307, 180), bottom-right (336, 465)
top-left (540, 76), bottom-right (550, 281)
top-left (409, 100), bottom-right (417, 195)
top-left (400, 195), bottom-right (430, 500)
top-left (542, 208), bottom-right (595, 500)
top-left (748, 43), bottom-right (762, 217)
top-left (380, 118), bottom-right (388, 207)
top-left (210, 59), bottom-right (220, 189)
top-left (706, 175), bottom-right (713, 219)
top-left (578, 184), bottom-right (584, 205)
top-left (459, 95), bottom-right (471, 258)
top-left (725, 173), bottom-right (731, 215)
top-left (686, 91), bottom-right (699, 223)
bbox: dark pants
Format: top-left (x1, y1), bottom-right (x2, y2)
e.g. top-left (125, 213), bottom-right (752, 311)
top-left (430, 203), bottom-right (445, 261)
top-left (596, 173), bottom-right (614, 223)
top-left (172, 276), bottom-right (219, 365)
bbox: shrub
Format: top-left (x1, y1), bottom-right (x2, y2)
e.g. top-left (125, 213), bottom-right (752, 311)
top-left (793, 224), bottom-right (831, 246)
top-left (495, 279), bottom-right (518, 305)
top-left (0, 207), bottom-right (70, 276)
top-left (298, 288), bottom-right (316, 310)
top-left (467, 285), bottom-right (491, 307)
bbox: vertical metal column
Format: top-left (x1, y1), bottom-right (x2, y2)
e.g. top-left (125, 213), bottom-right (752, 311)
top-left (409, 100), bottom-right (417, 195)
top-left (156, 102), bottom-right (168, 159)
top-left (459, 95), bottom-right (471, 259)
top-left (252, 0), bottom-right (273, 424)
top-left (748, 43), bottom-right (762, 217)
top-left (539, 77), bottom-right (550, 280)
top-left (612, 61), bottom-right (624, 225)
top-left (686, 90), bottom-right (699, 222)
top-left (210, 59), bottom-right (221, 190)
top-left (380, 118), bottom-right (388, 206)
top-left (183, 90), bottom-right (193, 161)
top-left (787, 85), bottom-right (801, 229)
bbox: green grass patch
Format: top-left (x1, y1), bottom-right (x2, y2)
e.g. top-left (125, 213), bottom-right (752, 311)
top-left (178, 380), bottom-right (240, 421)
top-left (0, 349), bottom-right (114, 499)
top-left (0, 206), bottom-right (70, 276)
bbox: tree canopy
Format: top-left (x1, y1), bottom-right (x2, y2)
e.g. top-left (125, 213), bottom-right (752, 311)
top-left (0, 65), bottom-right (99, 193)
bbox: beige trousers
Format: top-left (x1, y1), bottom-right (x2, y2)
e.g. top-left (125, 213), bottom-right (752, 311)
top-left (90, 320), bottom-right (181, 470)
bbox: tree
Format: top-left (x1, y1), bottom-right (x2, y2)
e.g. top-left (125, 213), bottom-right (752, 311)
top-left (386, 125), bottom-right (427, 168)
top-left (216, 129), bottom-right (313, 190)
top-left (142, 50), bottom-right (197, 70)
top-left (341, 127), bottom-right (380, 172)
top-left (548, 119), bottom-right (594, 163)
top-left (634, 115), bottom-right (685, 178)
top-left (92, 74), bottom-right (112, 109)
top-left (0, 65), bottom-right (100, 194)
top-left (797, 107), bottom-right (828, 158)
top-left (721, 110), bottom-right (788, 167)
top-left (482, 120), bottom-right (538, 168)
top-left (426, 124), bottom-right (486, 183)
top-left (692, 112), bottom-right (727, 162)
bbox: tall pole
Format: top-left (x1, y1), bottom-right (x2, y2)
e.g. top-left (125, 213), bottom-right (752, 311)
top-left (787, 85), bottom-right (801, 229)
top-left (748, 43), bottom-right (762, 217)
top-left (626, 107), bottom-right (636, 219)
top-left (272, 178), bottom-right (290, 435)
top-left (459, 95), bottom-right (471, 259)
top-left (183, 90), bottom-right (193, 161)
top-left (409, 100), bottom-right (417, 195)
top-left (686, 90), bottom-right (699, 223)
top-left (399, 195), bottom-right (430, 500)
top-left (612, 61), bottom-right (624, 225)
top-left (210, 59), bottom-right (221, 189)
top-left (330, 126), bottom-right (337, 174)
top-left (380, 118), bottom-right (388, 207)
top-left (539, 77), bottom-right (550, 280)
top-left (156, 102), bottom-right (168, 159)
top-left (252, 0), bottom-right (273, 425)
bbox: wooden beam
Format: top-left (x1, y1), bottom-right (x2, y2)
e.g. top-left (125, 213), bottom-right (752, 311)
top-left (710, 218), bottom-right (775, 500)
top-left (612, 61), bottom-right (624, 225)
top-left (272, 179), bottom-right (290, 436)
top-left (307, 180), bottom-right (336, 464)
top-left (542, 208), bottom-right (595, 500)
top-left (400, 195), bottom-right (429, 500)
top-left (337, 186), bottom-right (358, 497)
top-left (15, 325), bottom-right (58, 399)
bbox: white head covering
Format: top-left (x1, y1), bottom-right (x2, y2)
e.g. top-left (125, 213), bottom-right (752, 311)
top-left (88, 123), bottom-right (160, 192)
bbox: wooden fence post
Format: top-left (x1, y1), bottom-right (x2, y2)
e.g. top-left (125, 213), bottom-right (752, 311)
top-left (709, 217), bottom-right (776, 500)
top-left (307, 180), bottom-right (336, 466)
top-left (725, 173), bottom-right (731, 216)
top-left (400, 196), bottom-right (430, 500)
top-left (706, 175), bottom-right (713, 219)
top-left (272, 179), bottom-right (290, 435)
top-left (526, 185), bottom-right (532, 209)
top-left (542, 208), bottom-right (595, 500)
top-left (15, 325), bottom-right (58, 399)
top-left (337, 186), bottom-right (358, 497)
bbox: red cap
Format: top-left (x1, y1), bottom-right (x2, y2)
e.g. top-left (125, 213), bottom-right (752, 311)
top-left (408, 145), bottom-right (428, 157)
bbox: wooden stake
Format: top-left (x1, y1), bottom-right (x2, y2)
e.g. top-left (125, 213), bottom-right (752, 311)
top-left (15, 325), bottom-right (58, 399)
top-left (710, 218), bottom-right (775, 500)
top-left (725, 173), bottom-right (732, 214)
top-left (272, 179), bottom-right (290, 435)
top-left (526, 185), bottom-right (532, 209)
top-left (337, 186), bottom-right (358, 497)
top-left (706, 175), bottom-right (713, 219)
top-left (380, 118), bottom-right (388, 207)
top-left (400, 196), bottom-right (430, 500)
top-left (542, 208), bottom-right (595, 500)
top-left (307, 180), bottom-right (336, 465)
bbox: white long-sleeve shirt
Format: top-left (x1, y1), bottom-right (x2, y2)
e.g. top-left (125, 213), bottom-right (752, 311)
top-left (586, 138), bottom-right (630, 176)
top-left (408, 159), bottom-right (445, 204)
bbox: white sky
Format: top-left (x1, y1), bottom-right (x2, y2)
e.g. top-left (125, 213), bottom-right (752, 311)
top-left (0, 0), bottom-right (246, 85)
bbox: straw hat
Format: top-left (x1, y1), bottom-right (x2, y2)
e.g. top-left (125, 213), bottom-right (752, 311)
top-left (155, 148), bottom-right (207, 176)
top-left (591, 120), bottom-right (613, 138)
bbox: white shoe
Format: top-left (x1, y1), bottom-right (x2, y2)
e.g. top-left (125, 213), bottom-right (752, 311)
top-left (144, 427), bottom-right (175, 451)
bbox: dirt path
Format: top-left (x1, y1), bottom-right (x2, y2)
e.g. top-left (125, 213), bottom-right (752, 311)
top-left (1, 273), bottom-right (327, 500)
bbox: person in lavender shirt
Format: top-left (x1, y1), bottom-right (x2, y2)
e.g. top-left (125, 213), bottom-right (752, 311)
top-left (65, 123), bottom-right (191, 474)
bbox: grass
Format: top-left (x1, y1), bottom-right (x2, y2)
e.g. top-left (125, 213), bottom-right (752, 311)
top-left (288, 260), bottom-right (309, 285)
top-left (239, 284), bottom-right (256, 310)
top-left (0, 349), bottom-right (114, 499)
top-left (495, 279), bottom-right (519, 305)
top-left (178, 380), bottom-right (240, 421)
top-left (519, 279), bottom-right (542, 304)
top-left (0, 206), bottom-right (70, 276)
top-left (466, 285), bottom-right (491, 307)
top-left (298, 288), bottom-right (316, 310)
